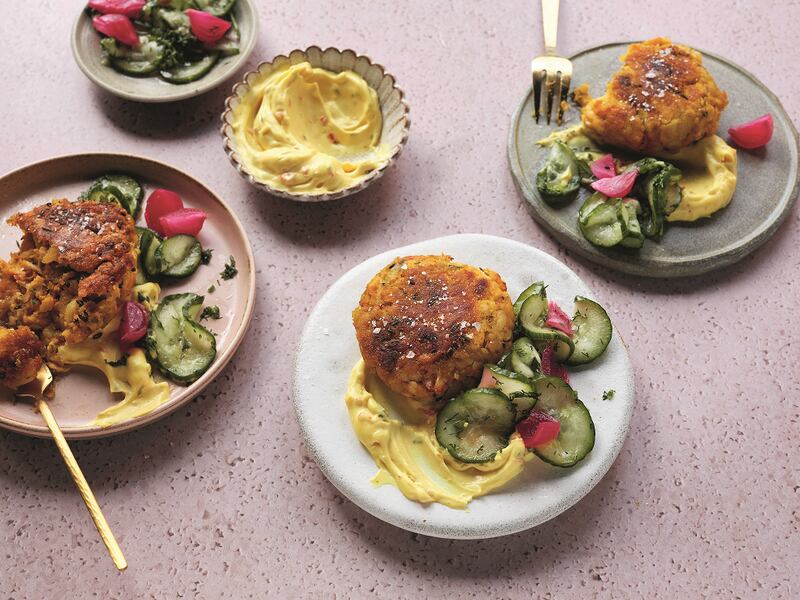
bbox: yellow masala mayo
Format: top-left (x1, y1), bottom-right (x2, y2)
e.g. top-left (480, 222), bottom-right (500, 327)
top-left (57, 282), bottom-right (170, 428)
top-left (231, 61), bottom-right (391, 195)
top-left (344, 360), bottom-right (532, 509)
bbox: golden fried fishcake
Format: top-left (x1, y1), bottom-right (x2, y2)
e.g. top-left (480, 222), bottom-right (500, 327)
top-left (352, 255), bottom-right (514, 409)
top-left (8, 200), bottom-right (137, 299)
top-left (0, 326), bottom-right (43, 389)
top-left (581, 38), bottom-right (728, 153)
top-left (0, 200), bottom-right (137, 357)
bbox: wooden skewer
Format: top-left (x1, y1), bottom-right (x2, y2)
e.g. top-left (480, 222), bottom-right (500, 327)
top-left (35, 394), bottom-right (128, 571)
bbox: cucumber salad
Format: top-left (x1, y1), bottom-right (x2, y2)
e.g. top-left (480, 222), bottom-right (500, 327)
top-left (435, 282), bottom-right (613, 468)
top-left (536, 137), bottom-right (683, 249)
top-left (81, 172), bottom-right (231, 384)
top-left (86, 0), bottom-right (240, 84)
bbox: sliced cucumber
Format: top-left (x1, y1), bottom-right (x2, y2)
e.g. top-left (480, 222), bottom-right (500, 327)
top-left (160, 53), bottom-right (219, 84)
top-left (523, 324), bottom-right (574, 361)
top-left (193, 0), bottom-right (237, 16)
top-left (139, 227), bottom-right (163, 280)
top-left (517, 288), bottom-right (548, 329)
top-left (485, 365), bottom-right (534, 397)
top-left (549, 337), bottom-right (575, 362)
top-left (578, 192), bottom-right (607, 224)
top-left (85, 174), bottom-right (143, 217)
top-left (566, 296), bottom-right (613, 366)
top-left (510, 336), bottom-right (539, 379)
top-left (513, 281), bottom-right (546, 317)
top-left (512, 337), bottom-right (540, 368)
top-left (102, 35), bottom-right (166, 76)
top-left (155, 234), bottom-right (202, 278)
top-left (435, 388), bottom-right (516, 463)
top-left (152, 7), bottom-right (191, 32)
top-left (536, 141), bottom-right (582, 198)
top-left (579, 197), bottom-right (625, 248)
top-left (485, 365), bottom-right (537, 421)
top-left (508, 391), bottom-right (538, 422)
top-left (531, 376), bottom-right (595, 467)
top-left (619, 199), bottom-right (645, 249)
top-left (510, 352), bottom-right (536, 379)
top-left (145, 293), bottom-right (217, 383)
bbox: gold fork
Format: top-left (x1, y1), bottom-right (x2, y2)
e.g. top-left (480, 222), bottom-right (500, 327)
top-left (531, 0), bottom-right (572, 125)
top-left (17, 366), bottom-right (127, 571)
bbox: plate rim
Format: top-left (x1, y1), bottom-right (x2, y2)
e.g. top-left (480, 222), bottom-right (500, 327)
top-left (293, 233), bottom-right (635, 539)
top-left (0, 152), bottom-right (256, 440)
top-left (508, 40), bottom-right (800, 278)
top-left (70, 0), bottom-right (259, 104)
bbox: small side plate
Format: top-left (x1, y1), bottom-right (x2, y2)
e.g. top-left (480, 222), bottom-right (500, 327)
top-left (294, 234), bottom-right (634, 539)
top-left (71, 0), bottom-right (258, 103)
top-left (509, 42), bottom-right (800, 278)
top-left (0, 153), bottom-right (255, 439)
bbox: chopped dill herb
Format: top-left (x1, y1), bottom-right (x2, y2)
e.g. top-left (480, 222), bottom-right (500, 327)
top-left (207, 284), bottom-right (216, 294)
top-left (200, 248), bottom-right (213, 265)
top-left (602, 389), bottom-right (616, 401)
top-left (199, 305), bottom-right (221, 321)
top-left (220, 256), bottom-right (237, 280)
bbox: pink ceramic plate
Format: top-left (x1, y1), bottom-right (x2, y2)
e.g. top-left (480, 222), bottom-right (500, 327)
top-left (0, 153), bottom-right (255, 439)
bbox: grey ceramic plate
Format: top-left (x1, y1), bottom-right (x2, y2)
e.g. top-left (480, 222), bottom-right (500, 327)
top-left (295, 234), bottom-right (634, 539)
top-left (71, 1), bottom-right (258, 103)
top-left (0, 153), bottom-right (255, 439)
top-left (509, 42), bottom-right (800, 278)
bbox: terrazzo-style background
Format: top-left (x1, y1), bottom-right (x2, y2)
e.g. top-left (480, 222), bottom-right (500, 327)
top-left (1, 0), bottom-right (798, 597)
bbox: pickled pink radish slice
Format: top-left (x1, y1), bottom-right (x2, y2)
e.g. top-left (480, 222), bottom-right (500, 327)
top-left (545, 300), bottom-right (574, 336)
top-left (88, 0), bottom-right (146, 18)
top-left (145, 189), bottom-right (184, 235)
top-left (590, 168), bottom-right (638, 198)
top-left (728, 114), bottom-right (774, 149)
top-left (160, 208), bottom-right (208, 237)
top-left (541, 344), bottom-right (570, 383)
top-left (590, 154), bottom-right (616, 179)
top-left (479, 367), bottom-right (497, 388)
top-left (516, 410), bottom-right (561, 449)
top-left (92, 14), bottom-right (139, 47)
top-left (186, 9), bottom-right (231, 43)
top-left (119, 301), bottom-right (149, 348)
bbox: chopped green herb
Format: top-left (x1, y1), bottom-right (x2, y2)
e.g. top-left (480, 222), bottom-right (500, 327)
top-left (220, 256), bottom-right (238, 280)
top-left (105, 355), bottom-right (128, 368)
top-left (199, 305), bottom-right (221, 321)
top-left (200, 248), bottom-right (214, 265)
top-left (602, 389), bottom-right (616, 401)
top-left (207, 284), bottom-right (216, 294)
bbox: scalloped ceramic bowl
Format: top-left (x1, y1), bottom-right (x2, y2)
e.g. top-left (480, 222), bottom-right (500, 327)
top-left (221, 46), bottom-right (410, 202)
top-left (71, 0), bottom-right (258, 103)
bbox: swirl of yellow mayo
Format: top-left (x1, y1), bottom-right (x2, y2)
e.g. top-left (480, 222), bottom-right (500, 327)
top-left (231, 62), bottom-right (391, 195)
top-left (344, 360), bottom-right (531, 509)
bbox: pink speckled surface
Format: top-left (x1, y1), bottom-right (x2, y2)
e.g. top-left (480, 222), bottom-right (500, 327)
top-left (1, 0), bottom-right (798, 597)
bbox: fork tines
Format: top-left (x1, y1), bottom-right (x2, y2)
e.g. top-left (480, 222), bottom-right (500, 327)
top-left (531, 57), bottom-right (572, 125)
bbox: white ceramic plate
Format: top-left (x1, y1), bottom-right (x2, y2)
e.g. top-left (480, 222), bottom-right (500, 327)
top-left (294, 234), bottom-right (634, 539)
top-left (0, 153), bottom-right (255, 439)
top-left (71, 0), bottom-right (258, 103)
